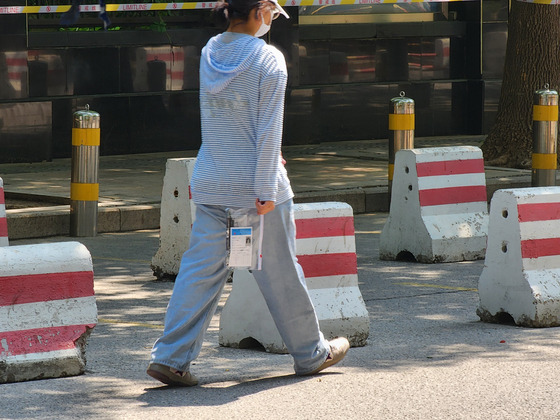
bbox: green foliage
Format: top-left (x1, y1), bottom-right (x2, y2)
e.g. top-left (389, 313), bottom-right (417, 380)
top-left (149, 16), bottom-right (167, 32)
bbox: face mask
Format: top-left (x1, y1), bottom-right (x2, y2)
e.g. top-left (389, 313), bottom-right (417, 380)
top-left (254, 13), bottom-right (271, 38)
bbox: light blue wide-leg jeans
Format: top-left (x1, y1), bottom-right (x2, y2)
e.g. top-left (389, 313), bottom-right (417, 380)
top-left (150, 199), bottom-right (329, 375)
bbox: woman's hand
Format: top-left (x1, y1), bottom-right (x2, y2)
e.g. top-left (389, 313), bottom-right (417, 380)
top-left (256, 199), bottom-right (275, 215)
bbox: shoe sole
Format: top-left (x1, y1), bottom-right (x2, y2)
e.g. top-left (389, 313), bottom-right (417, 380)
top-left (147, 363), bottom-right (198, 387)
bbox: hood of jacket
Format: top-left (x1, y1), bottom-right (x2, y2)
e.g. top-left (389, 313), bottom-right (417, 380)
top-left (200, 32), bottom-right (265, 94)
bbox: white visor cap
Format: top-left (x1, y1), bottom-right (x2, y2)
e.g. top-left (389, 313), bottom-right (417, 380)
top-left (267, 0), bottom-right (290, 18)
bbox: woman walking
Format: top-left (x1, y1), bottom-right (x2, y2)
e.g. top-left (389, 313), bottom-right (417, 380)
top-left (147, 0), bottom-right (349, 387)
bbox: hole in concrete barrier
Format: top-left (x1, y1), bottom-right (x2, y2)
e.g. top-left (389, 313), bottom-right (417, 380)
top-left (501, 242), bottom-right (508, 253)
top-left (396, 250), bottom-right (416, 262)
top-left (493, 312), bottom-right (516, 325)
top-left (238, 337), bottom-right (266, 352)
top-left (174, 189), bottom-right (179, 198)
top-left (408, 185), bottom-right (413, 191)
top-left (502, 209), bottom-right (508, 219)
top-left (173, 216), bottom-right (179, 223)
top-left (405, 166), bottom-right (409, 173)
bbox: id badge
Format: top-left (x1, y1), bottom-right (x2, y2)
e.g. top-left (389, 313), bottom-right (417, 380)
top-left (226, 208), bottom-right (264, 270)
top-left (229, 226), bottom-right (253, 268)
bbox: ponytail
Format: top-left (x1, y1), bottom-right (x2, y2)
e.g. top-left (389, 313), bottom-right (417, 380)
top-left (213, 1), bottom-right (231, 27)
top-left (213, 0), bottom-right (258, 27)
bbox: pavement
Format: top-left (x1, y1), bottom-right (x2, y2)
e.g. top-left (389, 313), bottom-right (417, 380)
top-left (4, 135), bottom-right (560, 419)
top-left (0, 134), bottom-right (533, 239)
top-left (4, 213), bottom-right (560, 419)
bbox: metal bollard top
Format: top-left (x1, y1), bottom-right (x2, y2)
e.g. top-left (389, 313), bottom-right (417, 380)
top-left (534, 85), bottom-right (559, 106)
top-left (73, 104), bottom-right (100, 129)
top-left (390, 91), bottom-right (415, 114)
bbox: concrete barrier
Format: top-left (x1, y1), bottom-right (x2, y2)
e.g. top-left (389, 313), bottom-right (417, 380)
top-left (478, 187), bottom-right (560, 327)
top-left (0, 241), bottom-right (97, 383)
top-left (151, 158), bottom-right (197, 280)
top-left (0, 177), bottom-right (7, 247)
top-left (219, 202), bottom-right (369, 353)
top-left (379, 146), bottom-right (489, 263)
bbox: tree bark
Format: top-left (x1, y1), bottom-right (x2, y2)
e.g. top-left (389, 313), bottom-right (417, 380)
top-left (481, 2), bottom-right (560, 168)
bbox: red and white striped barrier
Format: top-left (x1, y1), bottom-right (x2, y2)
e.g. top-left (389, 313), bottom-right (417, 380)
top-left (219, 202), bottom-right (369, 353)
top-left (151, 158), bottom-right (197, 280)
top-left (144, 48), bottom-right (187, 90)
top-left (0, 178), bottom-right (8, 247)
top-left (478, 187), bottom-right (560, 327)
top-left (4, 52), bottom-right (26, 95)
top-left (0, 242), bottom-right (96, 383)
top-left (379, 146), bottom-right (489, 263)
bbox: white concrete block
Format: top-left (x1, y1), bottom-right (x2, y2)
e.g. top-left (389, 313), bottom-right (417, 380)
top-left (379, 146), bottom-right (489, 263)
top-left (0, 241), bottom-right (97, 383)
top-left (151, 158), bottom-right (197, 279)
top-left (219, 202), bottom-right (369, 353)
top-left (478, 187), bottom-right (560, 327)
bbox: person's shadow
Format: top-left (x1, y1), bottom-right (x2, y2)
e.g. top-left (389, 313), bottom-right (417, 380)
top-left (138, 372), bottom-right (341, 407)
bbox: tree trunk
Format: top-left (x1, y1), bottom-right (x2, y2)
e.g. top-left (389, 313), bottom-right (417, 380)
top-left (481, 2), bottom-right (560, 168)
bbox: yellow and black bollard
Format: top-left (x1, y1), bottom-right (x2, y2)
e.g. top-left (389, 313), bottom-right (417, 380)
top-left (388, 92), bottom-right (414, 204)
top-left (70, 104), bottom-right (100, 237)
top-left (532, 85), bottom-right (558, 187)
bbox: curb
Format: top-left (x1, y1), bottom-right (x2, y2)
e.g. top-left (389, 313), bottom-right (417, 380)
top-left (7, 204), bottom-right (160, 240)
top-left (6, 179), bottom-right (530, 240)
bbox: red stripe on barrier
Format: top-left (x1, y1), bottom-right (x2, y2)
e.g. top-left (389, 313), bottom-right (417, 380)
top-left (521, 238), bottom-right (560, 259)
top-left (295, 217), bottom-right (355, 239)
top-left (146, 53), bottom-right (185, 62)
top-left (518, 202), bottom-right (560, 223)
top-left (6, 57), bottom-right (27, 66)
top-left (297, 252), bottom-right (357, 278)
top-left (416, 159), bottom-right (484, 177)
top-left (0, 324), bottom-right (94, 357)
top-left (0, 271), bottom-right (94, 306)
top-left (0, 218), bottom-right (7, 237)
top-left (418, 185), bottom-right (487, 207)
top-left (0, 188), bottom-right (4, 204)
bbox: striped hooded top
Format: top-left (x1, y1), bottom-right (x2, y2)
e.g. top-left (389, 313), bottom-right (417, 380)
top-left (191, 31), bottom-right (294, 208)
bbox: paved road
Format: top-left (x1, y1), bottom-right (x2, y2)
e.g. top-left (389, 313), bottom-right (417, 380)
top-left (3, 213), bottom-right (560, 419)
